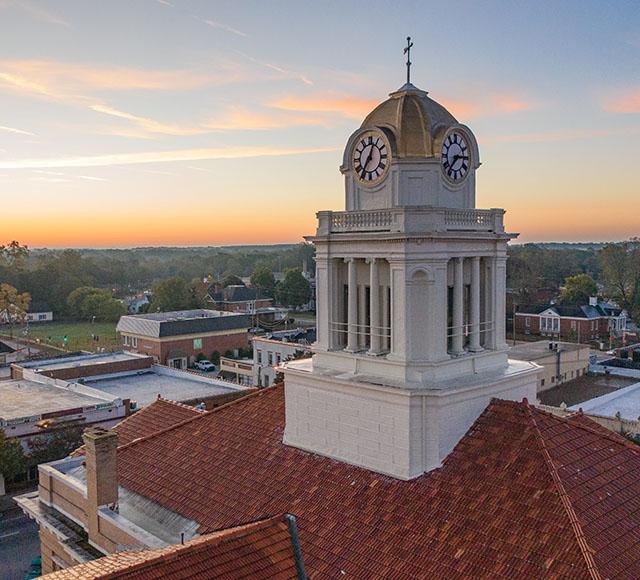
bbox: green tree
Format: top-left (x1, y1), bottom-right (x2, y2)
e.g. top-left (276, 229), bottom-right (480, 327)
top-left (0, 240), bottom-right (29, 269)
top-left (250, 265), bottom-right (276, 296)
top-left (559, 274), bottom-right (598, 305)
top-left (151, 277), bottom-right (194, 312)
top-left (67, 286), bottom-right (106, 314)
top-left (81, 292), bottom-right (126, 322)
top-left (0, 283), bottom-right (31, 323)
top-left (26, 424), bottom-right (85, 467)
top-left (275, 269), bottom-right (312, 308)
top-left (0, 429), bottom-right (26, 482)
top-left (600, 241), bottom-right (640, 321)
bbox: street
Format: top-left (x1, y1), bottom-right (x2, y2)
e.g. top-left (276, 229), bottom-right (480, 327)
top-left (0, 507), bottom-right (40, 580)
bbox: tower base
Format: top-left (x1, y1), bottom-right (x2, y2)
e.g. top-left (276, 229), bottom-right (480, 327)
top-left (283, 357), bottom-right (540, 480)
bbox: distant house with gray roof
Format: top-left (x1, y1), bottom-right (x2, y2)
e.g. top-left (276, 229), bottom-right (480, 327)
top-left (515, 298), bottom-right (628, 342)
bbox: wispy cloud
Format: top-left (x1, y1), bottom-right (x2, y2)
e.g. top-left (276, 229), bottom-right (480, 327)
top-left (31, 169), bottom-right (108, 183)
top-left (0, 145), bottom-right (338, 169)
top-left (0, 124), bottom-right (35, 136)
top-left (233, 50), bottom-right (313, 86)
top-left (603, 88), bottom-right (640, 113)
top-left (271, 90), bottom-right (534, 122)
top-left (90, 104), bottom-right (204, 136)
top-left (204, 105), bottom-right (326, 131)
top-left (154, 0), bottom-right (248, 38)
top-left (203, 19), bottom-right (247, 38)
top-left (442, 91), bottom-right (535, 119)
top-left (487, 126), bottom-right (640, 144)
top-left (270, 93), bottom-right (379, 119)
top-left (1, 0), bottom-right (70, 27)
top-left (0, 60), bottom-right (215, 95)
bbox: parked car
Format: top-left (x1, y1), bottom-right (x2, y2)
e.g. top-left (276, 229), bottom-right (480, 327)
top-left (194, 360), bottom-right (216, 372)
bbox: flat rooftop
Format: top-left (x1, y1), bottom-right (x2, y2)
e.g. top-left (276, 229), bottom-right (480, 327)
top-left (570, 381), bottom-right (640, 420)
top-left (79, 369), bottom-right (245, 408)
top-left (124, 309), bottom-right (240, 322)
top-left (509, 340), bottom-right (587, 361)
top-left (0, 378), bottom-right (114, 422)
top-left (18, 351), bottom-right (146, 372)
top-left (117, 309), bottom-right (250, 338)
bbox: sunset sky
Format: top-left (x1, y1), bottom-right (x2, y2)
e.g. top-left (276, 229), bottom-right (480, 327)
top-left (1, 0), bottom-right (639, 247)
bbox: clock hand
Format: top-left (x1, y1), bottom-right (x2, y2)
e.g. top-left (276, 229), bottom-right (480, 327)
top-left (363, 145), bottom-right (375, 171)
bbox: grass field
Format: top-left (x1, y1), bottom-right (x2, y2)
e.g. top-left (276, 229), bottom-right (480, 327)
top-left (18, 321), bottom-right (120, 353)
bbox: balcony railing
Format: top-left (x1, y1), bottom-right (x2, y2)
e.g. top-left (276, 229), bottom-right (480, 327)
top-left (316, 207), bottom-right (504, 235)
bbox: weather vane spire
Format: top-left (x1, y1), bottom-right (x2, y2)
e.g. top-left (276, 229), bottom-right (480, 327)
top-left (403, 36), bottom-right (413, 85)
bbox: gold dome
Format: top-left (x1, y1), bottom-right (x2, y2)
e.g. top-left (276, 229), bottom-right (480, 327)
top-left (361, 83), bottom-right (458, 158)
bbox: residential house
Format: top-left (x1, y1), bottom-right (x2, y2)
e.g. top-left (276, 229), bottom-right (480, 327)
top-left (515, 298), bottom-right (627, 342)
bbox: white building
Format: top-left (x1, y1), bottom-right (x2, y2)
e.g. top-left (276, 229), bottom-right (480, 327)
top-left (283, 80), bottom-right (540, 480)
top-left (253, 329), bottom-right (314, 387)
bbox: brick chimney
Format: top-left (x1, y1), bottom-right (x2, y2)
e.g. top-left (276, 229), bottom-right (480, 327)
top-left (83, 427), bottom-right (118, 545)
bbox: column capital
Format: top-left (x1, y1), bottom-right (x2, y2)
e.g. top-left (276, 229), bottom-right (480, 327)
top-left (343, 257), bottom-right (355, 264)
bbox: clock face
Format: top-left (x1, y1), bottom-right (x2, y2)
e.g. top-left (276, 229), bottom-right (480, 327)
top-left (352, 132), bottom-right (388, 183)
top-left (441, 131), bottom-right (470, 182)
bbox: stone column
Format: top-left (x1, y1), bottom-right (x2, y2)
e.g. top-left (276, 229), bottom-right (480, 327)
top-left (382, 282), bottom-right (390, 352)
top-left (368, 258), bottom-right (381, 355)
top-left (495, 256), bottom-right (508, 350)
top-left (358, 283), bottom-right (367, 349)
top-left (483, 257), bottom-right (496, 350)
top-left (469, 257), bottom-right (482, 352)
top-left (345, 258), bottom-right (358, 352)
top-left (452, 257), bottom-right (465, 355)
top-left (315, 256), bottom-right (329, 350)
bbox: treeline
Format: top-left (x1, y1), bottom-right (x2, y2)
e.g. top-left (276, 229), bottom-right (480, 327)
top-left (507, 240), bottom-right (640, 321)
top-left (0, 242), bottom-right (315, 318)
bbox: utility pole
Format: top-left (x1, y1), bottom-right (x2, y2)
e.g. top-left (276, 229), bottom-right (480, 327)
top-left (512, 302), bottom-right (518, 346)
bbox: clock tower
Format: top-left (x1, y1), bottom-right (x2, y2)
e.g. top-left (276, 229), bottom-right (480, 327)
top-left (282, 49), bottom-right (540, 480)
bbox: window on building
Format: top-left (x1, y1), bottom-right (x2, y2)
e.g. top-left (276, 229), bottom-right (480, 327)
top-left (275, 353), bottom-right (281, 365)
top-left (525, 317), bottom-right (530, 328)
top-left (193, 338), bottom-right (203, 350)
top-left (131, 337), bottom-right (138, 348)
top-left (541, 378), bottom-right (545, 387)
top-left (123, 335), bottom-right (130, 346)
top-left (571, 320), bottom-right (576, 331)
top-left (268, 352), bottom-right (273, 365)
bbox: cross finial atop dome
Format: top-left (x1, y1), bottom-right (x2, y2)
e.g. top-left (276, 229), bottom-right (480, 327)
top-left (403, 36), bottom-right (414, 85)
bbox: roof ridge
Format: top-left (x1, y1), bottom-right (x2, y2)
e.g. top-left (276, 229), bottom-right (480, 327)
top-left (525, 403), bottom-right (603, 580)
top-left (117, 384), bottom-right (281, 452)
top-left (98, 514), bottom-right (289, 580)
top-left (155, 395), bottom-right (207, 414)
top-left (534, 404), bottom-right (640, 454)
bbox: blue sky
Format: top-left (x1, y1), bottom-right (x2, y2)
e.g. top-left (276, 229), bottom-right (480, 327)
top-left (0, 0), bottom-right (638, 246)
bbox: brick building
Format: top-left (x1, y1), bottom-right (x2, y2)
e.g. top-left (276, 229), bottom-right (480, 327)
top-left (116, 309), bottom-right (250, 369)
top-left (209, 285), bottom-right (273, 314)
top-left (515, 299), bottom-right (627, 343)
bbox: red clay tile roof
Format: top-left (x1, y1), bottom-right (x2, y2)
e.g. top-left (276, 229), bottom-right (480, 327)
top-left (41, 514), bottom-right (303, 579)
top-left (116, 385), bottom-right (640, 579)
top-left (114, 397), bottom-right (205, 447)
top-left (70, 398), bottom-right (205, 457)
